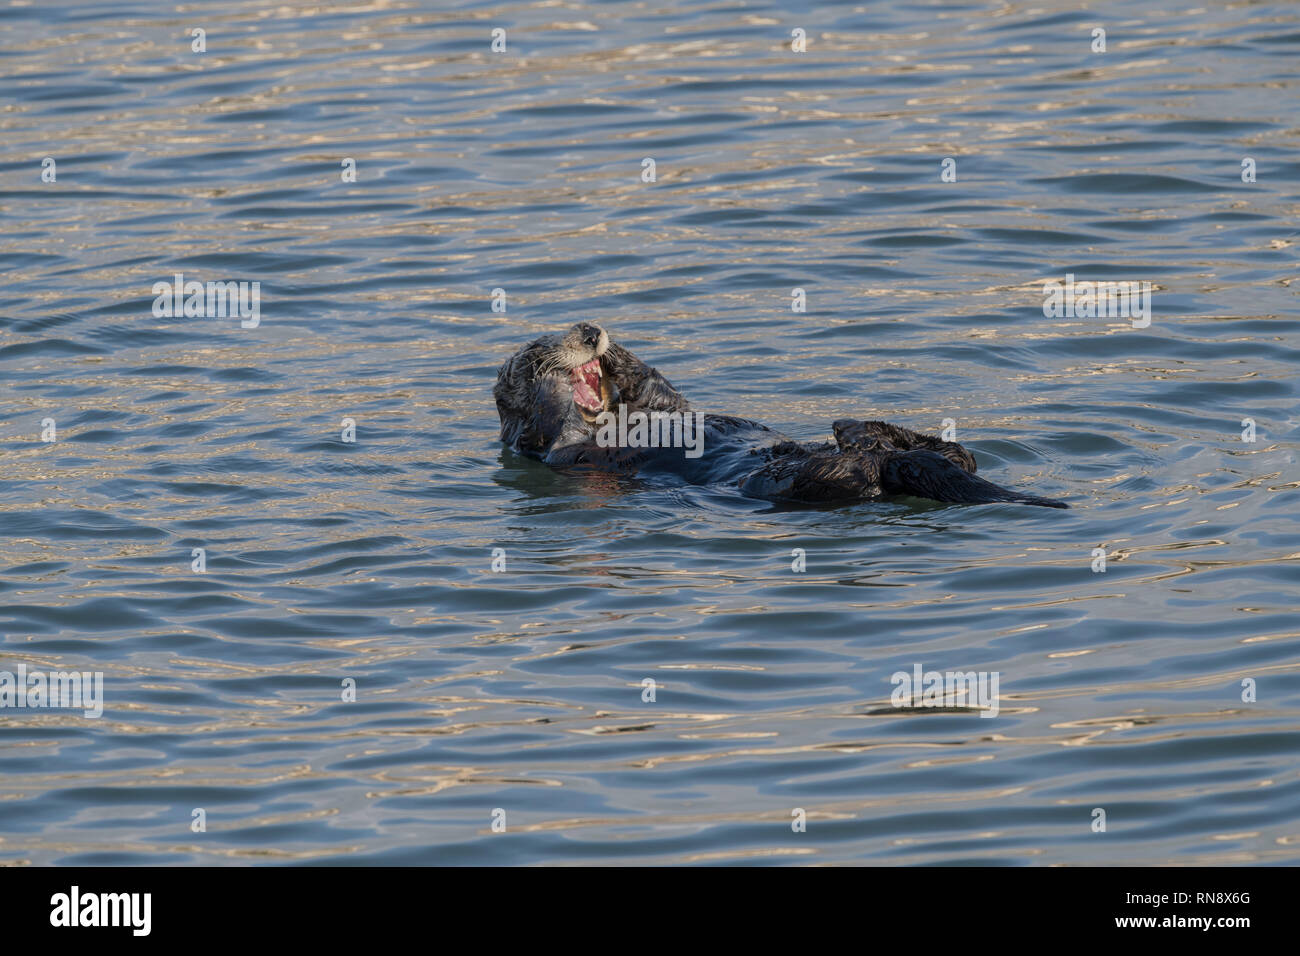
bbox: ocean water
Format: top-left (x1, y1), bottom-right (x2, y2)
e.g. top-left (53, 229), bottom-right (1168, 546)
top-left (1, 0), bottom-right (1297, 865)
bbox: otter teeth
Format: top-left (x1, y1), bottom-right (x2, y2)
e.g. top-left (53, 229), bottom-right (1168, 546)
top-left (570, 359), bottom-right (602, 411)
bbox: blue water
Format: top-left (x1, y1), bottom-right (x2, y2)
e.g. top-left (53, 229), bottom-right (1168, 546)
top-left (1, 0), bottom-right (1298, 865)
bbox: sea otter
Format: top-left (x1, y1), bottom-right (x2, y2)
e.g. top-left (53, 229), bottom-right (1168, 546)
top-left (494, 322), bottom-right (1068, 508)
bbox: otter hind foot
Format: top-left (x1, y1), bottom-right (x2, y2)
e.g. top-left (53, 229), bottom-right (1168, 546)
top-left (739, 447), bottom-right (885, 503)
top-left (882, 450), bottom-right (1068, 509)
top-left (832, 419), bottom-right (976, 473)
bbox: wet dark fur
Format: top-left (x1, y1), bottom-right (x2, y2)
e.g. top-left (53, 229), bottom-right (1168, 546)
top-left (494, 325), bottom-right (1068, 508)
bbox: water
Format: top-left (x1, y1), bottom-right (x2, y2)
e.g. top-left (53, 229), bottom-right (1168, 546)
top-left (1, 0), bottom-right (1298, 866)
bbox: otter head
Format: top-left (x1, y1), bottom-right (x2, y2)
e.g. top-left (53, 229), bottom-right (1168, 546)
top-left (553, 321), bottom-right (613, 423)
top-left (494, 321), bottom-right (617, 455)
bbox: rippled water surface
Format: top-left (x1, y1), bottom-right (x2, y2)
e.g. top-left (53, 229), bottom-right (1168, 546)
top-left (2, 0), bottom-right (1298, 865)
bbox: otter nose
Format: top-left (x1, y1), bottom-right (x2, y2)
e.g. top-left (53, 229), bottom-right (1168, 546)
top-left (577, 323), bottom-right (603, 349)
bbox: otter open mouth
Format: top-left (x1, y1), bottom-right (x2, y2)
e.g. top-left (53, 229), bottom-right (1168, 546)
top-left (570, 358), bottom-right (604, 414)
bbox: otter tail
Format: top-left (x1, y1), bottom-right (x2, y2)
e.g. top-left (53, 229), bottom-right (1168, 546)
top-left (883, 450), bottom-right (1068, 509)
